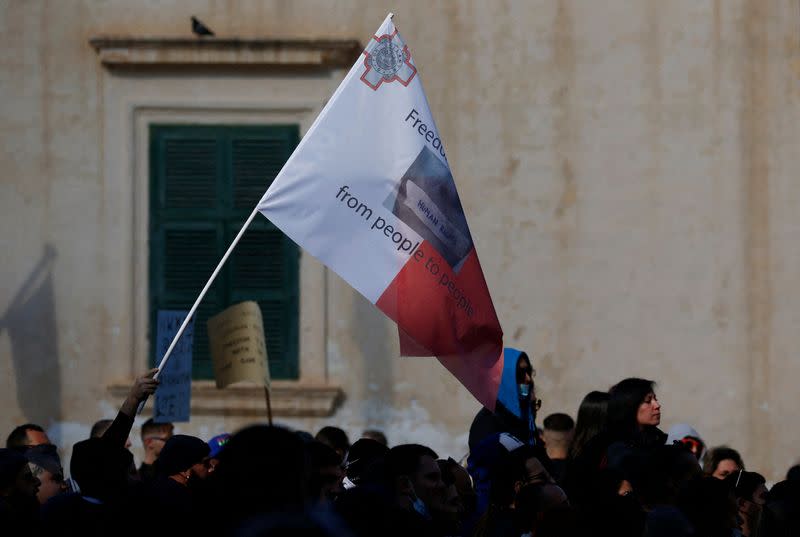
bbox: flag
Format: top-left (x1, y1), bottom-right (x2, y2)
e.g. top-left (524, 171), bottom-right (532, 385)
top-left (257, 14), bottom-right (505, 410)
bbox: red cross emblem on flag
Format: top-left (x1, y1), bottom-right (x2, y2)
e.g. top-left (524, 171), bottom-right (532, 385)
top-left (360, 30), bottom-right (417, 90)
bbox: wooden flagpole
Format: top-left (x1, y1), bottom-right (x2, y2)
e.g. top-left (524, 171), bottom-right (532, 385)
top-left (264, 386), bottom-right (273, 425)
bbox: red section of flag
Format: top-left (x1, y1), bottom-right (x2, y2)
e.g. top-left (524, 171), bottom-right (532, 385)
top-left (376, 241), bottom-right (504, 410)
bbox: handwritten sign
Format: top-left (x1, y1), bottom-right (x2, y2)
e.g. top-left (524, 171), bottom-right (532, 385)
top-left (153, 310), bottom-right (194, 423)
top-left (207, 301), bottom-right (270, 390)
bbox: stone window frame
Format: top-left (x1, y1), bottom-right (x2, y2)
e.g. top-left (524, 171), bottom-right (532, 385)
top-left (90, 37), bottom-right (362, 417)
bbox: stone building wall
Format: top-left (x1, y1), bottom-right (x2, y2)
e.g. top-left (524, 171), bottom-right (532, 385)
top-left (1, 0), bottom-right (798, 480)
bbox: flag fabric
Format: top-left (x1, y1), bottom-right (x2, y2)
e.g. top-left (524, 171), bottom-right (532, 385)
top-left (257, 14), bottom-right (505, 411)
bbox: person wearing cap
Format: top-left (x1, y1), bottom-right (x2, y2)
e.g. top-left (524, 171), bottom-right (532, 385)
top-left (207, 432), bottom-right (230, 473)
top-left (24, 443), bottom-right (67, 504)
top-left (137, 435), bottom-right (211, 536)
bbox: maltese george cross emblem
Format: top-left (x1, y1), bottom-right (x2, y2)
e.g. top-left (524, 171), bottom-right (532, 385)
top-left (360, 30), bottom-right (417, 90)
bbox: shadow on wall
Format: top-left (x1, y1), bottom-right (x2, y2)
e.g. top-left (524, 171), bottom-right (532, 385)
top-left (353, 293), bottom-right (394, 426)
top-left (0, 245), bottom-right (62, 425)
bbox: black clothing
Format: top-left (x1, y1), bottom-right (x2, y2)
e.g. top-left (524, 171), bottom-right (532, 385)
top-left (138, 462), bottom-right (156, 483)
top-left (469, 407), bottom-right (534, 453)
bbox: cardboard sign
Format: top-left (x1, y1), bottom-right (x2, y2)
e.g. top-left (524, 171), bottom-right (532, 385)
top-left (207, 301), bottom-right (270, 389)
top-left (153, 310), bottom-right (194, 423)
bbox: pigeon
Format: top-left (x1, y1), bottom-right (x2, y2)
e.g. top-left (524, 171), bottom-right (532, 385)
top-left (191, 16), bottom-right (215, 37)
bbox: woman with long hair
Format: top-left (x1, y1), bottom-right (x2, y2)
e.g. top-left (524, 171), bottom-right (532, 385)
top-left (569, 391), bottom-right (610, 459)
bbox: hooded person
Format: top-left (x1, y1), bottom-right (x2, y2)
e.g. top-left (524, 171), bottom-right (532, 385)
top-left (665, 423), bottom-right (706, 463)
top-left (468, 348), bottom-right (540, 451)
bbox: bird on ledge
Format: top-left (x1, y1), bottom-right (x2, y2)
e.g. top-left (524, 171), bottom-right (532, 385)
top-left (191, 16), bottom-right (215, 37)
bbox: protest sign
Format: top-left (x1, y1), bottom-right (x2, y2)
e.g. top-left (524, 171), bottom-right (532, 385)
top-left (207, 301), bottom-right (270, 390)
top-left (153, 310), bottom-right (193, 423)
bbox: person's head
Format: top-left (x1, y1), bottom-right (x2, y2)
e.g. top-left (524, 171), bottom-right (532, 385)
top-left (0, 448), bottom-right (40, 500)
top-left (608, 378), bottom-right (660, 436)
top-left (439, 457), bottom-right (476, 517)
top-left (315, 426), bottom-right (350, 463)
top-left (156, 435), bottom-right (211, 486)
top-left (666, 423), bottom-right (706, 461)
top-left (542, 413), bottom-right (574, 460)
top-left (307, 441), bottom-right (343, 504)
top-left (386, 443), bottom-right (444, 514)
top-left (703, 446), bottom-right (744, 479)
top-left (344, 437), bottom-right (389, 488)
top-left (638, 444), bottom-right (703, 507)
top-left (361, 429), bottom-right (388, 446)
top-left (213, 425), bottom-right (310, 518)
top-left (725, 470), bottom-right (768, 517)
top-left (70, 438), bottom-right (132, 500)
top-left (515, 352), bottom-right (536, 403)
top-left (569, 390), bottom-right (609, 458)
top-left (679, 475), bottom-right (738, 537)
top-left (6, 424), bottom-right (50, 449)
top-left (787, 464), bottom-right (800, 481)
top-left (91, 419), bottom-right (132, 449)
top-left (490, 445), bottom-right (555, 509)
top-left (515, 482), bottom-right (572, 536)
top-left (140, 418), bottom-right (173, 462)
top-left (24, 444), bottom-right (66, 504)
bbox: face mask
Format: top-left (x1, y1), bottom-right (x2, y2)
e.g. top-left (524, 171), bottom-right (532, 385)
top-left (412, 496), bottom-right (430, 519)
top-left (518, 383), bottom-right (531, 399)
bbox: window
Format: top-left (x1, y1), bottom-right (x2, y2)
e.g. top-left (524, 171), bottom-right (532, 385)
top-left (149, 125), bottom-right (300, 380)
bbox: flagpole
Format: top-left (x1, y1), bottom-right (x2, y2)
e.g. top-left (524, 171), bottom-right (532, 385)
top-left (264, 386), bottom-right (273, 426)
top-left (138, 206), bottom-right (262, 413)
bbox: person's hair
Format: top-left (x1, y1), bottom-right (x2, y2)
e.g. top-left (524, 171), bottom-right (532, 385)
top-left (6, 423), bottom-right (45, 449)
top-left (140, 418), bottom-right (173, 441)
top-left (569, 391), bottom-right (609, 458)
top-left (543, 413), bottom-right (574, 432)
top-left (723, 470), bottom-right (765, 501)
top-left (607, 378), bottom-right (656, 437)
top-left (213, 425), bottom-right (310, 521)
top-left (787, 464), bottom-right (800, 482)
top-left (90, 419), bottom-right (113, 439)
top-left (361, 429), bottom-right (388, 446)
top-left (385, 444), bottom-right (438, 480)
top-left (315, 426), bottom-right (350, 458)
top-left (702, 446), bottom-right (745, 475)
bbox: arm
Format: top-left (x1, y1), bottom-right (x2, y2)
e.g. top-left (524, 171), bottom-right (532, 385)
top-left (101, 368), bottom-right (159, 448)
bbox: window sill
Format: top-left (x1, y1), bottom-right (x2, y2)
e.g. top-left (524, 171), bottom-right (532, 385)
top-left (108, 381), bottom-right (344, 418)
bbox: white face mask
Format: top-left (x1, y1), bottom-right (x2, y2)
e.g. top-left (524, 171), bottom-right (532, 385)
top-left (518, 383), bottom-right (531, 399)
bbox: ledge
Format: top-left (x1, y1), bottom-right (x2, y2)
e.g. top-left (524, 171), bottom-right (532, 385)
top-left (89, 36), bottom-right (362, 68)
top-left (108, 381), bottom-right (344, 418)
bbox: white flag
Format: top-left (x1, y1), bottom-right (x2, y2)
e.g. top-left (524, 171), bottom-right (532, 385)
top-left (257, 14), bottom-right (506, 410)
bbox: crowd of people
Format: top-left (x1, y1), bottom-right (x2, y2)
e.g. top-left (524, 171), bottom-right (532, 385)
top-left (2, 350), bottom-right (799, 536)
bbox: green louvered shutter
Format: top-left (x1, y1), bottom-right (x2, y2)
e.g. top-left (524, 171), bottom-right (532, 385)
top-left (149, 125), bottom-right (300, 380)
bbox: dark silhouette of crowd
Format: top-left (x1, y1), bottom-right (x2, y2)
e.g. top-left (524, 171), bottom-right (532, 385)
top-left (2, 350), bottom-right (799, 536)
